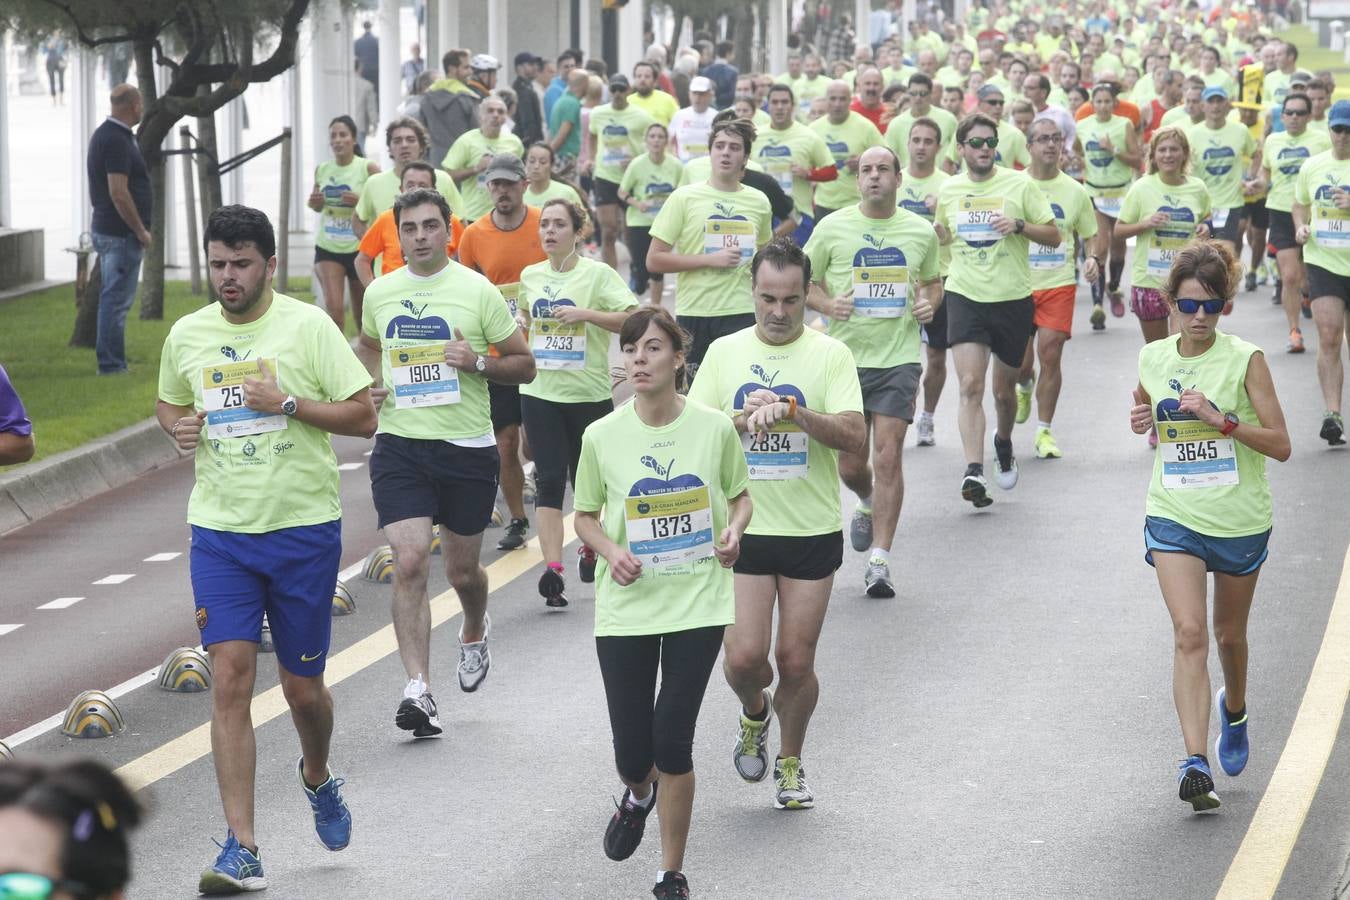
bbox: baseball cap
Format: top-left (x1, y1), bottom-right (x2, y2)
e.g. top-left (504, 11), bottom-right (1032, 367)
top-left (1330, 100), bottom-right (1350, 128)
top-left (471, 53), bottom-right (501, 71)
top-left (976, 84), bottom-right (1005, 101)
top-left (1291, 69), bottom-right (1314, 85)
top-left (483, 152), bottom-right (525, 183)
top-left (608, 73), bottom-right (630, 91)
top-left (1202, 85), bottom-right (1229, 101)
top-left (513, 51), bottom-right (542, 68)
top-left (689, 75), bottom-right (713, 93)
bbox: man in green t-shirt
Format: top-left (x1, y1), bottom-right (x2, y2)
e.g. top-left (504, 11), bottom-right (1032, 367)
top-left (356, 187), bottom-right (536, 739)
top-left (352, 117), bottom-right (464, 240)
top-left (935, 114), bottom-right (1059, 508)
top-left (753, 83), bottom-right (836, 245)
top-left (807, 80), bottom-right (883, 221)
top-left (584, 73), bottom-right (655, 270)
top-left (803, 146), bottom-right (941, 599)
top-left (688, 238), bottom-right (865, 811)
top-left (157, 206), bottom-right (376, 892)
top-left (441, 95), bottom-right (525, 223)
top-left (1186, 86), bottom-right (1260, 256)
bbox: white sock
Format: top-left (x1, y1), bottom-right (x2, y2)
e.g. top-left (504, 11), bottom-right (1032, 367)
top-left (628, 786), bottom-right (654, 809)
top-left (655, 870), bottom-right (668, 885)
top-left (869, 547), bottom-right (889, 564)
top-left (1019, 378), bottom-right (1033, 390)
top-left (404, 675), bottom-right (427, 699)
top-left (1037, 421), bottom-right (1053, 432)
top-left (856, 494), bottom-right (872, 511)
top-left (918, 410), bottom-right (933, 423)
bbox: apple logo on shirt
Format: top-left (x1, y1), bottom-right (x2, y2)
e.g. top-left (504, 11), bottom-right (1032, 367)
top-left (1201, 143), bottom-right (1236, 178)
top-left (1156, 377), bottom-right (1222, 425)
top-left (385, 297), bottom-right (451, 340)
top-left (1157, 198), bottom-right (1196, 238)
top-left (629, 455), bottom-right (707, 497)
top-left (531, 284), bottom-right (575, 332)
top-left (734, 363), bottom-right (807, 412)
top-left (1276, 145), bottom-right (1311, 177)
top-left (852, 234), bottom-right (906, 270)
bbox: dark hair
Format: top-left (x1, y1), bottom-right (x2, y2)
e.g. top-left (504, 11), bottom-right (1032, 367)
top-left (633, 60), bottom-right (660, 79)
top-left (443, 48), bottom-right (469, 72)
top-left (619, 305), bottom-right (690, 389)
top-left (1285, 43), bottom-right (1299, 61)
top-left (955, 112), bottom-right (998, 144)
top-left (526, 141), bottom-right (556, 165)
top-left (1092, 81), bottom-right (1119, 99)
top-left (1028, 74), bottom-right (1051, 93)
top-left (909, 115), bottom-right (942, 143)
top-left (716, 40), bottom-right (735, 58)
top-left (399, 160), bottom-right (437, 187)
top-left (709, 117), bottom-right (756, 156)
top-left (907, 72), bottom-right (933, 91)
top-left (204, 204), bottom-right (276, 260)
top-left (393, 187), bottom-right (451, 228)
top-left (751, 236), bottom-right (811, 291)
top-left (1282, 92), bottom-right (1312, 114)
top-left (767, 83), bottom-right (796, 104)
top-left (328, 114), bottom-right (365, 159)
top-left (385, 116), bottom-right (429, 152)
top-left (0, 759), bottom-right (143, 895)
top-left (1164, 239), bottom-right (1242, 304)
top-left (539, 197), bottom-right (591, 239)
top-left (584, 58), bottom-right (608, 77)
top-left (644, 121), bottom-right (669, 138)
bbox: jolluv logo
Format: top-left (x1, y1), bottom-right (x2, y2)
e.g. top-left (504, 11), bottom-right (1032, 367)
top-left (220, 345), bottom-right (251, 363)
top-left (862, 233), bottom-right (885, 251)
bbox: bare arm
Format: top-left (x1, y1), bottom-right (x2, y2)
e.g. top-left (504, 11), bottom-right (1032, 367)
top-left (355, 252), bottom-right (377, 287)
top-left (307, 182), bottom-right (325, 213)
top-left (478, 329), bottom-right (537, 386)
top-left (772, 216), bottom-right (799, 238)
top-left (1017, 218), bottom-right (1061, 246)
top-left (796, 406), bottom-right (867, 453)
top-left (1115, 123), bottom-right (1143, 168)
top-left (106, 173), bottom-right (151, 245)
top-left (290, 389), bottom-right (379, 439)
top-left (1234, 353), bottom-right (1291, 462)
top-left (554, 305), bottom-right (638, 334)
top-left (550, 119), bottom-right (575, 152)
top-left (0, 431), bottom-right (35, 465)
top-left (647, 236), bottom-right (739, 274)
top-left (351, 212), bottom-right (370, 239)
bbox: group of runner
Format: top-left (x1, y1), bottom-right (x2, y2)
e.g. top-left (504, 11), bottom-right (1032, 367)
top-left (152, 5), bottom-right (1349, 895)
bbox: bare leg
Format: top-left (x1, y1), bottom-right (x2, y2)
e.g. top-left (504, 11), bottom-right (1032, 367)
top-left (383, 517), bottom-right (434, 684)
top-left (496, 424), bottom-right (528, 521)
top-left (279, 665), bottom-right (335, 788)
top-left (921, 345), bottom-right (947, 416)
top-left (866, 415), bottom-right (907, 549)
top-left (1154, 552), bottom-right (1212, 756)
top-left (837, 420), bottom-right (873, 504)
top-left (1212, 568), bottom-right (1260, 716)
top-left (655, 770), bottom-right (695, 873)
top-left (1034, 328), bottom-right (1068, 424)
top-left (1313, 297), bottom-right (1347, 413)
top-left (1139, 316), bottom-right (1171, 345)
top-left (443, 529), bottom-right (489, 642)
top-left (348, 274), bottom-right (367, 338)
top-left (1277, 248), bottom-right (1305, 334)
top-left (597, 203), bottom-right (622, 270)
top-left (990, 356), bottom-right (1019, 442)
top-left (772, 575), bottom-right (832, 759)
top-left (314, 261), bottom-right (348, 332)
top-left (723, 574), bottom-right (776, 713)
top-left (208, 640), bottom-right (260, 849)
top-left (952, 341), bottom-right (992, 465)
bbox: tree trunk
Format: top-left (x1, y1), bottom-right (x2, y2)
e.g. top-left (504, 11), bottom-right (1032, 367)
top-left (134, 36), bottom-right (166, 319)
top-left (69, 256), bottom-right (102, 348)
top-left (196, 87), bottom-right (224, 219)
top-left (669, 12), bottom-right (685, 49)
top-left (733, 5), bottom-right (755, 72)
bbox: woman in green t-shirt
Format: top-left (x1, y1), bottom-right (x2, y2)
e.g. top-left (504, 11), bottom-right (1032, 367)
top-left (618, 122), bottom-right (686, 307)
top-left (574, 305), bottom-right (752, 900)
top-left (1127, 240), bottom-right (1289, 814)
top-left (518, 199), bottom-right (638, 608)
top-left (307, 115), bottom-right (380, 332)
top-left (1078, 83), bottom-right (1142, 326)
top-left (522, 142), bottom-right (586, 210)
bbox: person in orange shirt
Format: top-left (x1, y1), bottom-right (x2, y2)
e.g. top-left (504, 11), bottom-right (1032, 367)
top-left (456, 153), bottom-right (548, 552)
top-left (1074, 74), bottom-right (1141, 129)
top-left (355, 161), bottom-right (464, 284)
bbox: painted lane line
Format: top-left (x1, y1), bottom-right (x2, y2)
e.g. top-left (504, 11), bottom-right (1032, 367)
top-left (37, 597), bottom-right (84, 610)
top-left (1217, 544), bottom-right (1350, 899)
top-left (337, 462), bottom-right (364, 471)
top-left (115, 516), bottom-right (576, 792)
top-left (144, 552), bottom-right (182, 562)
top-left (92, 574), bottom-right (135, 585)
top-left (0, 625), bottom-right (23, 637)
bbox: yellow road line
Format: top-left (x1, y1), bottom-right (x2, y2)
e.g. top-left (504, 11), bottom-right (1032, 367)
top-left (1217, 543), bottom-right (1350, 899)
top-left (116, 517), bottom-right (577, 791)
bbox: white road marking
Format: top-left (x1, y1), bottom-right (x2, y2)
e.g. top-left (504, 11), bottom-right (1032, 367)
top-left (92, 574), bottom-right (135, 585)
top-left (362, 450), bottom-right (372, 457)
top-left (37, 597), bottom-right (84, 610)
top-left (143, 552), bottom-right (181, 562)
top-left (0, 625), bottom-right (23, 636)
top-left (337, 462), bottom-right (364, 471)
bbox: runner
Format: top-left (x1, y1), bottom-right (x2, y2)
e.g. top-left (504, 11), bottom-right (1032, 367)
top-left (647, 117), bottom-right (773, 384)
top-left (1078, 82), bottom-right (1141, 329)
top-left (1292, 100), bottom-right (1350, 446)
top-left (1018, 117), bottom-right (1104, 458)
top-left (358, 187), bottom-right (535, 738)
top-left (522, 142), bottom-right (586, 209)
top-left (803, 146), bottom-right (941, 597)
top-left (457, 154), bottom-right (550, 551)
top-left (668, 76), bottom-right (717, 163)
top-left (1117, 127), bottom-right (1214, 392)
top-left (967, 85), bottom-right (1032, 170)
top-left (1186, 86), bottom-right (1260, 267)
top-left (688, 238), bottom-right (865, 810)
top-left (441, 95), bottom-right (525, 224)
top-left (519, 199), bottom-right (638, 607)
top-left (307, 115), bottom-right (380, 331)
top-left (751, 84), bottom-right (836, 245)
top-left (807, 80), bottom-right (883, 221)
top-left (1127, 239), bottom-right (1290, 811)
top-left (584, 73), bottom-right (656, 270)
top-left (1260, 92), bottom-right (1329, 353)
top-left (885, 73), bottom-right (958, 172)
top-left (618, 122), bottom-right (686, 307)
top-left (157, 205), bottom-right (376, 891)
top-left (573, 306), bottom-right (752, 900)
top-left (897, 118), bottom-right (952, 448)
top-left (351, 117), bottom-right (463, 240)
top-left (354, 162), bottom-right (465, 286)
top-left (935, 113), bottom-right (1059, 508)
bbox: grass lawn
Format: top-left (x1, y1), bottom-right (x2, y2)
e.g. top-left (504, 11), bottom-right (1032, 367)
top-left (1, 279), bottom-right (320, 467)
top-left (1283, 24), bottom-right (1350, 101)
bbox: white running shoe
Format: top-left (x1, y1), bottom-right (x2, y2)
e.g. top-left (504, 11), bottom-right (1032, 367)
top-left (458, 614), bottom-right (492, 693)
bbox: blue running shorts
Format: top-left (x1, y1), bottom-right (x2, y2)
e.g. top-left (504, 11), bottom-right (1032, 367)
top-left (1143, 516), bottom-right (1270, 577)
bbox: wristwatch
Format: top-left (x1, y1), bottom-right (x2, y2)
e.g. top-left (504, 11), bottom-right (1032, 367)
top-left (474, 354), bottom-right (487, 374)
top-left (1014, 218), bottom-right (1026, 234)
top-left (281, 395), bottom-right (298, 416)
top-left (1220, 412), bottom-right (1239, 436)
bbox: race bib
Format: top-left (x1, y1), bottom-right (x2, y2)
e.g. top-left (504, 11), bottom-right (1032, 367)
top-left (602, 136), bottom-right (632, 168)
top-left (323, 211), bottom-right (354, 242)
top-left (498, 282), bottom-right (521, 318)
top-left (1028, 240), bottom-right (1066, 270)
top-left (851, 266), bottom-right (908, 317)
top-left (1092, 194), bottom-right (1123, 216)
top-left (1314, 204), bottom-right (1350, 249)
top-left (624, 486), bottom-right (715, 569)
top-left (388, 341), bottom-right (460, 408)
top-left (1146, 235), bottom-right (1188, 277)
top-left (682, 142), bottom-right (708, 159)
top-left (202, 359), bottom-right (288, 440)
top-left (703, 218), bottom-right (755, 261)
top-left (1211, 207), bottom-right (1230, 229)
top-left (1158, 420), bottom-right (1238, 489)
top-left (955, 197), bottom-right (1003, 243)
top-left (741, 425), bottom-right (809, 480)
top-left (530, 320), bottom-right (586, 370)
top-left (767, 159), bottom-right (793, 193)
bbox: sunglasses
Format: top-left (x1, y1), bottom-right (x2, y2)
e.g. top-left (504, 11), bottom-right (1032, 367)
top-left (1333, 125), bottom-right (1350, 134)
top-left (0, 873), bottom-right (90, 900)
top-left (1174, 297), bottom-right (1226, 315)
top-left (984, 99), bottom-right (1006, 106)
top-left (962, 136), bottom-right (1000, 149)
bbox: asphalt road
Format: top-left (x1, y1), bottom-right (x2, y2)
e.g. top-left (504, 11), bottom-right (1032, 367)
top-left (2, 263), bottom-right (1348, 900)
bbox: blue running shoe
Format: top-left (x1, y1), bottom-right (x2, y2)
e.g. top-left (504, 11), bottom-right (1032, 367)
top-left (1177, 755), bottom-right (1221, 811)
top-left (198, 831), bottom-right (266, 894)
top-left (298, 758), bottom-right (352, 851)
top-left (1214, 688), bottom-right (1249, 776)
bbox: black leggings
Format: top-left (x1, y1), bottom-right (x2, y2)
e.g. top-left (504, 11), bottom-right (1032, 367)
top-left (595, 625), bottom-right (725, 784)
top-left (626, 225), bottom-right (661, 295)
top-left (520, 395), bottom-right (612, 509)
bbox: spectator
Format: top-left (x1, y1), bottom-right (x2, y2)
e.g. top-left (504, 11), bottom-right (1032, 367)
top-left (42, 33), bottom-right (66, 106)
top-left (420, 49), bottom-right (481, 166)
top-left (544, 49), bottom-right (584, 122)
top-left (468, 53), bottom-right (500, 100)
top-left (534, 58), bottom-right (554, 136)
top-left (0, 364), bottom-right (34, 465)
top-left (671, 50), bottom-right (700, 108)
top-left (825, 14), bottom-right (857, 63)
top-left (702, 40), bottom-right (739, 109)
top-left (352, 58), bottom-right (378, 137)
top-left (354, 20), bottom-right (379, 97)
top-left (398, 70), bottom-right (436, 119)
top-left (87, 84), bottom-right (151, 376)
top-left (401, 42), bottom-right (425, 93)
top-left (512, 52), bottom-right (546, 146)
top-left (549, 68), bottom-right (590, 174)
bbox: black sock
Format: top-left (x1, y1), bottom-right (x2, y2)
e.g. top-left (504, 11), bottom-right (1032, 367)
top-left (965, 463), bottom-right (983, 477)
top-left (1191, 753), bottom-right (1210, 766)
top-left (993, 433), bottom-right (1011, 449)
top-left (1109, 259), bottom-right (1125, 291)
top-left (1224, 703), bottom-right (1246, 725)
top-left (744, 701), bottom-right (769, 722)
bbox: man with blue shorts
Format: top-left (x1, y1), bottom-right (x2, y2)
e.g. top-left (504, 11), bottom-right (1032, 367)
top-left (157, 205), bottom-right (377, 893)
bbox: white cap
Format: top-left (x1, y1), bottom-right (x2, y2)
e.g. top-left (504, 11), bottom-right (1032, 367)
top-left (689, 75), bottom-right (714, 93)
top-left (470, 53), bottom-right (501, 71)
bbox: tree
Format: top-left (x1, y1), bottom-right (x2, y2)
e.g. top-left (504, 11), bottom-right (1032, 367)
top-left (1, 0), bottom-right (310, 321)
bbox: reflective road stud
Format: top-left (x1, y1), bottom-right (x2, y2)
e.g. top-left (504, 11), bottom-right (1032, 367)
top-left (60, 690), bottom-right (126, 738)
top-left (0, 740), bottom-right (12, 760)
top-left (333, 580), bottom-right (357, 616)
top-left (157, 647), bottom-right (212, 693)
top-left (363, 545), bottom-right (395, 583)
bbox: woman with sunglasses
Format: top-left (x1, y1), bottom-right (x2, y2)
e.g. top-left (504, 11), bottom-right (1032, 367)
top-left (1078, 82), bottom-right (1142, 328)
top-left (0, 759), bottom-right (142, 899)
top-left (1128, 239), bottom-right (1290, 813)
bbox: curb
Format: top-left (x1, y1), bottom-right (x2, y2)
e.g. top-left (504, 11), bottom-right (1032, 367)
top-left (0, 417), bottom-right (189, 535)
